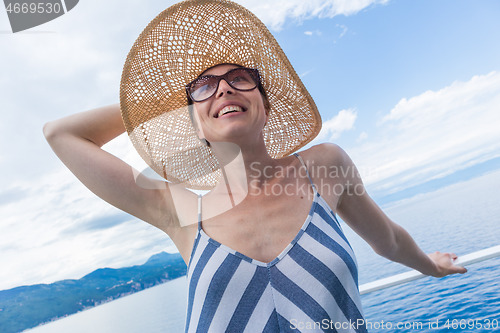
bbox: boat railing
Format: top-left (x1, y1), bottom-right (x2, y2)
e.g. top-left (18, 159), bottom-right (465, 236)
top-left (359, 244), bottom-right (500, 295)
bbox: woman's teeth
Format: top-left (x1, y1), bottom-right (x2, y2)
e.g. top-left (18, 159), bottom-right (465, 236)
top-left (218, 105), bottom-right (243, 118)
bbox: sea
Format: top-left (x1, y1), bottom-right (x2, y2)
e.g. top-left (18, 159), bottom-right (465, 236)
top-left (26, 169), bottom-right (500, 333)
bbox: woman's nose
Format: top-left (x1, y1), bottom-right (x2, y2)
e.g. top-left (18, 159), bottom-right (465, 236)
top-left (215, 79), bottom-right (235, 98)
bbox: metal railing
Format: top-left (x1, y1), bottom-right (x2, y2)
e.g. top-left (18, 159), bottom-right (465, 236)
top-left (359, 245), bottom-right (500, 295)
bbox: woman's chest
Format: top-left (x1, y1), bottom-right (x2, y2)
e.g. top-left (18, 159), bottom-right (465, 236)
top-left (200, 191), bottom-right (315, 263)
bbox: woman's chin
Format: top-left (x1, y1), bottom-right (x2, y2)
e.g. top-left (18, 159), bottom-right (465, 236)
top-left (209, 126), bottom-right (253, 141)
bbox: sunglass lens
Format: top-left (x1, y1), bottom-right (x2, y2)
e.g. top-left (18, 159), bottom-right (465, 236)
top-left (227, 69), bottom-right (257, 90)
top-left (190, 76), bottom-right (218, 101)
top-left (188, 68), bottom-right (259, 102)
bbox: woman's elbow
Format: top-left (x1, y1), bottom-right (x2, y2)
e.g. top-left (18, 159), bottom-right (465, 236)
top-left (43, 120), bottom-right (69, 146)
top-left (43, 121), bottom-right (58, 142)
top-left (371, 231), bottom-right (399, 260)
top-left (372, 243), bottom-right (392, 259)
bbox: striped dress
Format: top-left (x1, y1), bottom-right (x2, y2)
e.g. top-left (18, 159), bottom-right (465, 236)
top-left (185, 153), bottom-right (367, 333)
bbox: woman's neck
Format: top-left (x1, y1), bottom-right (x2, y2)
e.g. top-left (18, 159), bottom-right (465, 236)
top-left (209, 138), bottom-right (282, 198)
top-left (200, 138), bottom-right (295, 220)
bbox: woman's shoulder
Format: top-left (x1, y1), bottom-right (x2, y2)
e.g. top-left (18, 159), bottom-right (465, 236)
top-left (297, 143), bottom-right (348, 167)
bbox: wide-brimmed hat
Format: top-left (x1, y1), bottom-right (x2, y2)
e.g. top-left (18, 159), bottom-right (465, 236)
top-left (120, 0), bottom-right (321, 189)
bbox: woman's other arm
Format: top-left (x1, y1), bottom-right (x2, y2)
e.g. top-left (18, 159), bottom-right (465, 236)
top-left (325, 144), bottom-right (467, 277)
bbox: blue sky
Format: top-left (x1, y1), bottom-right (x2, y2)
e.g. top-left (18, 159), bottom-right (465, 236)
top-left (0, 0), bottom-right (499, 290)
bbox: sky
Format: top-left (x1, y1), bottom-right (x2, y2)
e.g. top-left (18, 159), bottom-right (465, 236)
top-left (0, 0), bottom-right (499, 290)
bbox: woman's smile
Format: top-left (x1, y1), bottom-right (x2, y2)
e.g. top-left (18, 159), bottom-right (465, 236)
top-left (216, 105), bottom-right (246, 118)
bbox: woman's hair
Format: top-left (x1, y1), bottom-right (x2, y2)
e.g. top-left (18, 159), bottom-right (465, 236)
top-left (186, 64), bottom-right (271, 146)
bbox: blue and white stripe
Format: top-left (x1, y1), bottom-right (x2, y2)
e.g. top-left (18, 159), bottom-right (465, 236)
top-left (185, 154), bottom-right (367, 333)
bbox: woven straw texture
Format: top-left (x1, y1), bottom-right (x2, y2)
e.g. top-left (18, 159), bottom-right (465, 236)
top-left (120, 0), bottom-right (321, 189)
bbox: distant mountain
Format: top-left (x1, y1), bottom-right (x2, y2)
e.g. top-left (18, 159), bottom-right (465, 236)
top-left (0, 252), bottom-right (187, 333)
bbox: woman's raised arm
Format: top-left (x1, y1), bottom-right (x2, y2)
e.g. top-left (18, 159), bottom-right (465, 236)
top-left (43, 104), bottom-right (184, 233)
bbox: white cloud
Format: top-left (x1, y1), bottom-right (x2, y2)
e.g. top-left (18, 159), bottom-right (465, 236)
top-left (316, 108), bottom-right (357, 141)
top-left (336, 24), bottom-right (348, 39)
top-left (349, 71), bottom-right (500, 193)
top-left (0, 0), bottom-right (165, 190)
top-left (304, 30), bottom-right (322, 36)
top-left (299, 69), bottom-right (314, 78)
top-left (238, 0), bottom-right (388, 30)
top-left (0, 165), bottom-right (173, 290)
top-left (0, 119), bottom-right (179, 290)
top-left (357, 131), bottom-right (368, 142)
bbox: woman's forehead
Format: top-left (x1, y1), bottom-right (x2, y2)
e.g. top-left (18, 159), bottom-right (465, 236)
top-left (201, 63), bottom-right (242, 76)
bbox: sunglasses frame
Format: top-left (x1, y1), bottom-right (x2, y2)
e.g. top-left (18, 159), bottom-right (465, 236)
top-left (186, 67), bottom-right (261, 103)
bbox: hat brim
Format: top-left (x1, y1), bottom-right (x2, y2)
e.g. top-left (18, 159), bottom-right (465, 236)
top-left (120, 0), bottom-right (321, 189)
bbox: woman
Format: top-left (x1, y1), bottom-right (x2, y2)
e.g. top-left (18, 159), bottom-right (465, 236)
top-left (44, 0), bottom-right (466, 332)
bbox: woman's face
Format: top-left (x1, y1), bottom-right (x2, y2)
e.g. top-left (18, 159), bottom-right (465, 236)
top-left (191, 64), bottom-right (268, 145)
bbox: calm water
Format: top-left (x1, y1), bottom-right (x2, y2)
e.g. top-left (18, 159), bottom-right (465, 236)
top-left (28, 170), bottom-right (500, 332)
top-left (25, 277), bottom-right (188, 333)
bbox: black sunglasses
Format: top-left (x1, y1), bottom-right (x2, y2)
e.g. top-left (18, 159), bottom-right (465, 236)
top-left (186, 67), bottom-right (261, 102)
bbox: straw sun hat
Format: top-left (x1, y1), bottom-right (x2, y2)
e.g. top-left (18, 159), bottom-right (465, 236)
top-left (120, 0), bottom-right (321, 189)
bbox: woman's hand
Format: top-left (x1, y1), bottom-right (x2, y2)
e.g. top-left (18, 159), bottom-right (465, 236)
top-left (427, 251), bottom-right (468, 277)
